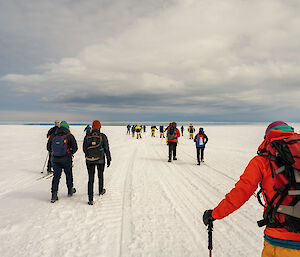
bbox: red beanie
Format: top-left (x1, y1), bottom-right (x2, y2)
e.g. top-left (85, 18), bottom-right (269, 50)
top-left (92, 120), bottom-right (101, 129)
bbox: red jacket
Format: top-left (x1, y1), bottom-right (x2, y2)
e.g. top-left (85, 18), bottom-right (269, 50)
top-left (167, 128), bottom-right (181, 142)
top-left (212, 130), bottom-right (300, 241)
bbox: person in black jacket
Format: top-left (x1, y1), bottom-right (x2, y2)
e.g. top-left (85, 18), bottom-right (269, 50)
top-left (131, 125), bottom-right (136, 137)
top-left (47, 121), bottom-right (78, 203)
top-left (46, 120), bottom-right (60, 173)
top-left (159, 125), bottom-right (165, 138)
top-left (83, 120), bottom-right (111, 205)
top-left (194, 128), bottom-right (208, 165)
top-left (127, 124), bottom-right (131, 134)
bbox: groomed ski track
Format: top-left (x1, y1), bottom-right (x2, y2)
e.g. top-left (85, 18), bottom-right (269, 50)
top-left (0, 124), bottom-right (280, 257)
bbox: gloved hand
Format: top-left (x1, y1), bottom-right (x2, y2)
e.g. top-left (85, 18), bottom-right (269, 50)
top-left (107, 160), bottom-right (111, 168)
top-left (203, 209), bottom-right (215, 226)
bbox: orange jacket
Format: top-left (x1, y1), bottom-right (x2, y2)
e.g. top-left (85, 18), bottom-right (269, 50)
top-left (212, 130), bottom-right (300, 241)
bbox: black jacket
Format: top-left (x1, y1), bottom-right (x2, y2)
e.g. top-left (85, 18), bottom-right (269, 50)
top-left (47, 126), bottom-right (58, 138)
top-left (83, 129), bottom-right (111, 164)
top-left (159, 126), bottom-right (164, 132)
top-left (47, 127), bottom-right (78, 163)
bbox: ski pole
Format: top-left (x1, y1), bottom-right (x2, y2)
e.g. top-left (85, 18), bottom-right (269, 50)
top-left (208, 220), bottom-right (213, 257)
top-left (41, 152), bottom-right (49, 173)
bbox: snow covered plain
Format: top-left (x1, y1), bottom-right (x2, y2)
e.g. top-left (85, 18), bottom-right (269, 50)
top-left (1, 124), bottom-right (299, 257)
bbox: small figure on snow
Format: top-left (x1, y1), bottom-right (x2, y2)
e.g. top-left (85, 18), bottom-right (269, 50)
top-left (166, 122), bottom-right (180, 162)
top-left (84, 124), bottom-right (91, 135)
top-left (194, 128), bottom-right (208, 165)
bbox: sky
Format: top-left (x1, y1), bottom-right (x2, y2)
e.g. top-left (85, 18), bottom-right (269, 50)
top-left (1, 0), bottom-right (300, 123)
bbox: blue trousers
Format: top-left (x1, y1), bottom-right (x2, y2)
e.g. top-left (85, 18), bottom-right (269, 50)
top-left (51, 161), bottom-right (73, 193)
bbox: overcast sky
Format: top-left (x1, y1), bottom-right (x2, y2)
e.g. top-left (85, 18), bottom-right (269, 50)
top-left (1, 0), bottom-right (300, 123)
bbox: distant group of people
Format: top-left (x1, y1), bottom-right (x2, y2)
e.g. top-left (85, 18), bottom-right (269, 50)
top-left (47, 120), bottom-right (111, 205)
top-left (127, 124), bottom-right (146, 138)
top-left (126, 122), bottom-right (208, 165)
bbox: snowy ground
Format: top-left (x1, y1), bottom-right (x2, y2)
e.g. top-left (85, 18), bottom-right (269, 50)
top-left (0, 124), bottom-right (299, 257)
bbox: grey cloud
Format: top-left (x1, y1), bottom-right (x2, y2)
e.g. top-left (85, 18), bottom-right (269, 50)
top-left (2, 0), bottom-right (300, 121)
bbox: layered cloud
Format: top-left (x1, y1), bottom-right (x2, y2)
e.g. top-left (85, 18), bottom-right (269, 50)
top-left (1, 0), bottom-right (300, 121)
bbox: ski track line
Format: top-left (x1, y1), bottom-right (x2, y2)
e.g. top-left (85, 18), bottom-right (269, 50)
top-left (183, 147), bottom-right (263, 255)
top-left (118, 143), bottom-right (137, 257)
top-left (150, 142), bottom-right (207, 252)
top-left (143, 141), bottom-right (205, 256)
top-left (177, 147), bottom-right (261, 253)
top-left (180, 148), bottom-right (237, 182)
top-left (154, 143), bottom-right (258, 256)
top-left (178, 148), bottom-right (263, 232)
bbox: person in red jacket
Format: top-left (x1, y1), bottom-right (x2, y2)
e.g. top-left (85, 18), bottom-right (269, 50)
top-left (203, 121), bottom-right (300, 256)
top-left (166, 122), bottom-right (181, 162)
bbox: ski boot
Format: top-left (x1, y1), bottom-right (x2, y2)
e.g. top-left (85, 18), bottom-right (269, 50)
top-left (197, 161), bottom-right (200, 165)
top-left (173, 157), bottom-right (177, 161)
top-left (99, 189), bottom-right (106, 195)
top-left (88, 200), bottom-right (94, 205)
top-left (68, 187), bottom-right (76, 197)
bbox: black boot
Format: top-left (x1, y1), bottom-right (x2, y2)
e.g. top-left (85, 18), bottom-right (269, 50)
top-left (173, 157), bottom-right (177, 160)
top-left (68, 187), bottom-right (76, 197)
top-left (51, 192), bottom-right (58, 203)
top-left (99, 188), bottom-right (106, 195)
top-left (88, 200), bottom-right (94, 205)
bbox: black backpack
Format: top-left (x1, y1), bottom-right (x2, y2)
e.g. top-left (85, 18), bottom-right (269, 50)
top-left (168, 127), bottom-right (177, 140)
top-left (85, 130), bottom-right (103, 161)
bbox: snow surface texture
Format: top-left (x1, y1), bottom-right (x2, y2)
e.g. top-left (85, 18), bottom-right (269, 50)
top-left (1, 124), bottom-right (299, 257)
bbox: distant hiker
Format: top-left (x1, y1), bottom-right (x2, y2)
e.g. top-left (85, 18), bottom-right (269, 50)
top-left (159, 125), bottom-right (165, 138)
top-left (143, 125), bottom-right (146, 132)
top-left (194, 128), bottom-right (208, 165)
top-left (127, 124), bottom-right (131, 134)
top-left (47, 121), bottom-right (78, 203)
top-left (135, 124), bottom-right (142, 139)
top-left (131, 125), bottom-right (136, 137)
top-left (188, 123), bottom-right (195, 139)
top-left (166, 122), bottom-right (180, 162)
top-left (203, 121), bottom-right (300, 256)
top-left (151, 126), bottom-right (158, 137)
top-left (46, 120), bottom-right (60, 173)
top-left (83, 120), bottom-right (111, 205)
top-left (181, 125), bottom-right (184, 136)
top-left (84, 124), bottom-right (91, 135)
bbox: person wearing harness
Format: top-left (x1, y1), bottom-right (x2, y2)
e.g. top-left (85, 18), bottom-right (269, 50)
top-left (46, 120), bottom-right (60, 173)
top-left (194, 128), bottom-right (208, 165)
top-left (47, 121), bottom-right (78, 203)
top-left (83, 120), bottom-right (111, 205)
top-left (151, 125), bottom-right (158, 137)
top-left (135, 124), bottom-right (142, 139)
top-left (188, 123), bottom-right (195, 139)
top-left (166, 122), bottom-right (181, 162)
top-left (203, 121), bottom-right (300, 256)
